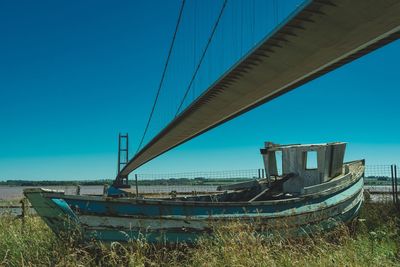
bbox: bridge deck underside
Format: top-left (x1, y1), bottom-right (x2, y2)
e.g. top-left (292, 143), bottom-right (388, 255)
top-left (120, 0), bottom-right (400, 176)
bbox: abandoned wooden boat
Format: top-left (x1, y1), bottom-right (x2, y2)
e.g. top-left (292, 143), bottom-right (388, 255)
top-left (24, 142), bottom-right (364, 243)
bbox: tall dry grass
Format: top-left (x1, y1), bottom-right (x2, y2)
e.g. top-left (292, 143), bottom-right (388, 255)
top-left (0, 203), bottom-right (399, 266)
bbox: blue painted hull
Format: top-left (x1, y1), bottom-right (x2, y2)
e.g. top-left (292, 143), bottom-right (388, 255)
top-left (82, 198), bottom-right (363, 243)
top-left (24, 164), bottom-right (364, 243)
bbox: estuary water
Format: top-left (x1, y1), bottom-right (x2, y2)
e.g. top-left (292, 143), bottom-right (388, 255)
top-left (0, 184), bottom-right (219, 202)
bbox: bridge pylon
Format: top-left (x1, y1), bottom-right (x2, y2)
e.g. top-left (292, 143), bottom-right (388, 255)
top-left (114, 133), bottom-right (130, 188)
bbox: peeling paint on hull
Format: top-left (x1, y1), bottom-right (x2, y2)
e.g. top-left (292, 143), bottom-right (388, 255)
top-left (24, 173), bottom-right (363, 243)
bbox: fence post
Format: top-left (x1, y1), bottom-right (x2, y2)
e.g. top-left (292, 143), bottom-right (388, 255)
top-left (391, 165), bottom-right (396, 205)
top-left (103, 184), bottom-right (109, 196)
top-left (135, 174), bottom-right (139, 198)
top-left (20, 198), bottom-right (26, 232)
top-left (21, 199), bottom-right (25, 218)
top-left (395, 165), bottom-right (399, 209)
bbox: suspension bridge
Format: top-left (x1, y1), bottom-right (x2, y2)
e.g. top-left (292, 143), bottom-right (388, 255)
top-left (116, 0), bottom-right (400, 183)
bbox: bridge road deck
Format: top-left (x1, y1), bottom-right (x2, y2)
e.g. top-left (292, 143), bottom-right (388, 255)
top-left (120, 0), bottom-right (400, 176)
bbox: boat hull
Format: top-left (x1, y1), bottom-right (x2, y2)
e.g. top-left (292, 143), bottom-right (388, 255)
top-left (24, 171), bottom-right (364, 243)
top-left (80, 181), bottom-right (363, 242)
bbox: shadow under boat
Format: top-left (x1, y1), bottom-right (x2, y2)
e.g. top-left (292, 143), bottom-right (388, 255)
top-left (24, 142), bottom-right (365, 243)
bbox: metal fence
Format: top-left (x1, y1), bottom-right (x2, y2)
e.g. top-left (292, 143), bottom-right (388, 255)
top-left (136, 168), bottom-right (263, 180)
top-left (134, 165), bottom-right (399, 204)
top-left (135, 165), bottom-right (394, 181)
top-left (363, 165), bottom-right (398, 206)
top-left (134, 169), bottom-right (262, 195)
top-left (0, 165), bottom-right (399, 204)
top-left (364, 165), bottom-right (392, 178)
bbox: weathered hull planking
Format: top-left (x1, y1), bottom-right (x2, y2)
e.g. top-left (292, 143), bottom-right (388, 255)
top-left (24, 160), bottom-right (364, 243)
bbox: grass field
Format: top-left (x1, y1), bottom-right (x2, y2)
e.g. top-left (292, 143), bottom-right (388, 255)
top-left (0, 202), bottom-right (399, 266)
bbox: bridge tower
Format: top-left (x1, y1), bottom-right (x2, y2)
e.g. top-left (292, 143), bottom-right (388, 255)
top-left (114, 133), bottom-right (130, 188)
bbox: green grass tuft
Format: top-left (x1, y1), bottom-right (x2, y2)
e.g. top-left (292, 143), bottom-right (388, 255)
top-left (0, 203), bottom-right (399, 266)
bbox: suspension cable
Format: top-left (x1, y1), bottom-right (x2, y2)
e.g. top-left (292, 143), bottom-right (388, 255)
top-left (175, 0), bottom-right (228, 117)
top-left (135, 0), bottom-right (186, 154)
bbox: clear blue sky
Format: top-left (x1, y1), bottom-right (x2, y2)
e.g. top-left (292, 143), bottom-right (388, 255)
top-left (0, 0), bottom-right (399, 180)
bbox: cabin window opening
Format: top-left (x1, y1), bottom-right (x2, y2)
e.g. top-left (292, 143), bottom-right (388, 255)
top-left (305, 151), bottom-right (318, 170)
top-left (275, 151), bottom-right (283, 176)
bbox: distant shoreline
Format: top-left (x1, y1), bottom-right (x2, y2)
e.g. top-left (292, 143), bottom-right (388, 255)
top-left (0, 176), bottom-right (393, 186)
top-left (0, 177), bottom-right (252, 187)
